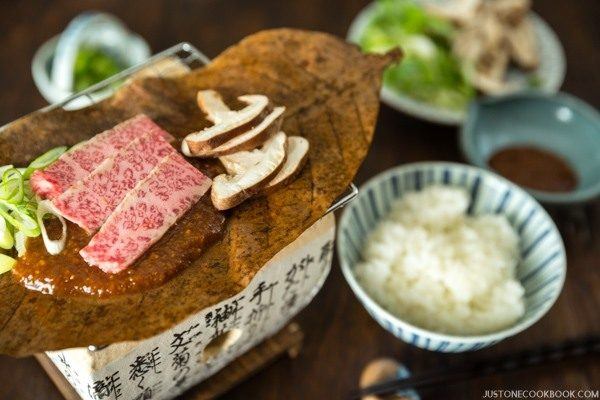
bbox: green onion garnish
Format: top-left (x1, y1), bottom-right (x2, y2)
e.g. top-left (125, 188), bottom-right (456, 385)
top-left (0, 165), bottom-right (13, 176)
top-left (0, 202), bottom-right (40, 237)
top-left (14, 230), bottom-right (26, 257)
top-left (22, 146), bottom-right (67, 179)
top-left (37, 200), bottom-right (67, 255)
top-left (0, 253), bottom-right (16, 274)
top-left (0, 168), bottom-right (24, 204)
top-left (0, 146), bottom-right (69, 271)
top-left (0, 217), bottom-right (14, 250)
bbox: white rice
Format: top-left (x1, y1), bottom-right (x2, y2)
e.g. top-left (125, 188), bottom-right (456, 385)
top-left (355, 186), bottom-right (525, 336)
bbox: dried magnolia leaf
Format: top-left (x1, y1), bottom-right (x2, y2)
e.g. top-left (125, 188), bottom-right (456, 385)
top-left (0, 29), bottom-right (398, 356)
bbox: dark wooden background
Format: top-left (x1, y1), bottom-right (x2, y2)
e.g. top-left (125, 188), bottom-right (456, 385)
top-left (0, 1), bottom-right (598, 399)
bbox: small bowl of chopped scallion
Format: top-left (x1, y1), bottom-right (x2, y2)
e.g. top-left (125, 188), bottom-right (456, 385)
top-left (32, 12), bottom-right (150, 109)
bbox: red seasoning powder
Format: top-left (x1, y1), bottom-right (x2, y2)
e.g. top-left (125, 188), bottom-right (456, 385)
top-left (489, 146), bottom-right (578, 193)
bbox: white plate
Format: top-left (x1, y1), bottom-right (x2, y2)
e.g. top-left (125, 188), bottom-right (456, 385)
top-left (347, 1), bottom-right (567, 125)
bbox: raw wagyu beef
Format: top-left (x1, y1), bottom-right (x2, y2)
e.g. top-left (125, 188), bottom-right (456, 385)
top-left (31, 114), bottom-right (212, 273)
top-left (80, 152), bottom-right (212, 273)
top-left (52, 132), bottom-right (176, 233)
top-left (30, 114), bottom-right (174, 199)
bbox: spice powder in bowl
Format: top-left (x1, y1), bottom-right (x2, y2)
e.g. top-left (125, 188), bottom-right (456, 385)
top-left (488, 146), bottom-right (578, 193)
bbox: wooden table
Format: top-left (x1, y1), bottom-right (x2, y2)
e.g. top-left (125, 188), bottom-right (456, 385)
top-left (0, 1), bottom-right (598, 399)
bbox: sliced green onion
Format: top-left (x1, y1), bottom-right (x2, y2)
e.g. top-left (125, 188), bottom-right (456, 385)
top-left (0, 179), bottom-right (22, 203)
top-left (0, 253), bottom-right (16, 274)
top-left (14, 230), bottom-right (27, 257)
top-left (37, 200), bottom-right (67, 255)
top-left (22, 146), bottom-right (68, 179)
top-left (23, 200), bottom-right (38, 215)
top-left (0, 217), bottom-right (14, 249)
top-left (0, 165), bottom-right (14, 176)
top-left (2, 167), bottom-right (22, 182)
top-left (0, 146), bottom-right (69, 256)
top-left (23, 184), bottom-right (35, 202)
top-left (0, 168), bottom-right (24, 204)
top-left (0, 202), bottom-right (40, 237)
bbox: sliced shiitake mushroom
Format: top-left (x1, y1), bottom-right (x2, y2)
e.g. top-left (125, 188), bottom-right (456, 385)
top-left (260, 136), bottom-right (309, 195)
top-left (221, 136), bottom-right (309, 195)
top-left (191, 106), bottom-right (285, 158)
top-left (182, 90), bottom-right (270, 156)
top-left (506, 18), bottom-right (539, 70)
top-left (211, 132), bottom-right (287, 210)
top-left (196, 89), bottom-right (232, 122)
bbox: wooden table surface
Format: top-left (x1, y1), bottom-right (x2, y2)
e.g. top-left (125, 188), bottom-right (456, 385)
top-left (0, 1), bottom-right (598, 399)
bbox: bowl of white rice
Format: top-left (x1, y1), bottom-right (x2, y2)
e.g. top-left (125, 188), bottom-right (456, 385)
top-left (338, 162), bottom-right (566, 352)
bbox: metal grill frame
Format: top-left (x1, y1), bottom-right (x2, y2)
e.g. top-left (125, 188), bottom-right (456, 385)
top-left (39, 41), bottom-right (358, 215)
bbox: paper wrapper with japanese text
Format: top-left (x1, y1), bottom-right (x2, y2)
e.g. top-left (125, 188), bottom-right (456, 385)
top-left (0, 29), bottom-right (398, 356)
top-left (47, 214), bottom-right (334, 400)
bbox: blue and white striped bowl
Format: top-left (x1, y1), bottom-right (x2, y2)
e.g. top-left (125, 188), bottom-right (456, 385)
top-left (338, 162), bottom-right (566, 352)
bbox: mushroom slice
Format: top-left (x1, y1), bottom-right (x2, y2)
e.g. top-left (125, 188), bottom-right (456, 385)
top-left (261, 136), bottom-right (309, 194)
top-left (221, 136), bottom-right (310, 195)
top-left (196, 89), bottom-right (232, 121)
top-left (489, 0), bottom-right (530, 25)
top-left (469, 73), bottom-right (519, 95)
top-left (219, 149), bottom-right (263, 175)
top-left (192, 106), bottom-right (285, 158)
top-left (211, 132), bottom-right (287, 210)
top-left (182, 90), bottom-right (270, 156)
top-left (468, 47), bottom-right (519, 94)
top-left (506, 18), bottom-right (539, 70)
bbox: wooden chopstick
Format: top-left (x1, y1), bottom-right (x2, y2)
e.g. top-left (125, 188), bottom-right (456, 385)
top-left (351, 336), bottom-right (600, 399)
